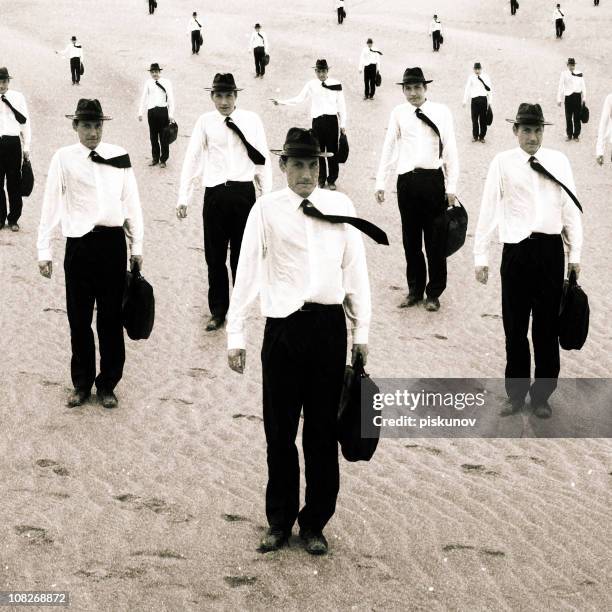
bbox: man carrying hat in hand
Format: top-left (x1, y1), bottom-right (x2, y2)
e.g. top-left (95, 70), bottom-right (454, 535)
top-left (272, 59), bottom-right (347, 191)
top-left (37, 99), bottom-right (144, 410)
top-left (0, 66), bottom-right (30, 232)
top-left (177, 73), bottom-right (271, 332)
top-left (138, 63), bottom-right (175, 168)
top-left (227, 127), bottom-right (381, 556)
top-left (474, 103), bottom-right (583, 418)
top-left (375, 67), bottom-right (459, 312)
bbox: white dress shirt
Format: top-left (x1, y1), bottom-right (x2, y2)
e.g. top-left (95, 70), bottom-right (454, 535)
top-left (474, 147), bottom-right (582, 267)
top-left (553, 7), bottom-right (565, 20)
top-left (138, 77), bottom-right (175, 118)
top-left (177, 108), bottom-right (272, 206)
top-left (595, 93), bottom-right (612, 157)
top-left (463, 72), bottom-right (493, 105)
top-left (277, 79), bottom-right (347, 128)
top-left (249, 30), bottom-right (269, 50)
top-left (59, 42), bottom-right (83, 59)
top-left (37, 142), bottom-right (144, 261)
top-left (336, 1), bottom-right (345, 8)
top-left (0, 89), bottom-right (31, 152)
top-left (359, 47), bottom-right (382, 70)
top-left (189, 16), bottom-right (202, 32)
top-left (375, 100), bottom-right (459, 193)
top-left (557, 69), bottom-right (586, 103)
top-left (429, 19), bottom-right (442, 34)
top-left (226, 186), bottom-right (371, 349)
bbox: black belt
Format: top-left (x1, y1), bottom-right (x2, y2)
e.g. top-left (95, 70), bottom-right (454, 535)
top-left (527, 232), bottom-right (560, 240)
top-left (91, 225), bottom-right (123, 233)
top-left (210, 180), bottom-right (253, 189)
top-left (298, 302), bottom-right (343, 312)
top-left (404, 167), bottom-right (443, 175)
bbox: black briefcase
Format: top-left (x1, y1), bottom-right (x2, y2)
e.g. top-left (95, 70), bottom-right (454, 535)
top-left (580, 103), bottom-right (589, 124)
top-left (375, 71), bottom-right (382, 87)
top-left (445, 199), bottom-right (468, 256)
top-left (264, 53), bottom-right (270, 66)
top-left (486, 105), bottom-right (493, 126)
top-left (162, 120), bottom-right (178, 145)
top-left (440, 35), bottom-right (444, 44)
top-left (123, 263), bottom-right (155, 340)
top-left (336, 133), bottom-right (349, 164)
top-left (559, 269), bottom-right (589, 350)
top-left (337, 354), bottom-right (380, 462)
top-left (198, 32), bottom-right (203, 45)
top-left (20, 159), bottom-right (34, 197)
top-left (79, 62), bottom-right (84, 76)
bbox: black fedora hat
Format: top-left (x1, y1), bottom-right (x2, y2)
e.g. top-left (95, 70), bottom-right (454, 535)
top-left (204, 73), bottom-right (243, 92)
top-left (396, 67), bottom-right (432, 85)
top-left (474, 62), bottom-right (482, 70)
top-left (270, 127), bottom-right (334, 158)
top-left (505, 102), bottom-right (553, 125)
top-left (567, 57), bottom-right (576, 65)
top-left (65, 98), bottom-right (112, 121)
top-left (0, 67), bottom-right (12, 80)
top-left (313, 59), bottom-right (329, 70)
top-left (148, 62), bottom-right (163, 72)
top-left (71, 35), bottom-right (77, 41)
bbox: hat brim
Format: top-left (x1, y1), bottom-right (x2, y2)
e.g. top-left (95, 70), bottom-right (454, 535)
top-left (270, 149), bottom-right (334, 158)
top-left (505, 119), bottom-right (553, 125)
top-left (396, 79), bottom-right (433, 85)
top-left (313, 66), bottom-right (330, 69)
top-left (204, 87), bottom-right (243, 92)
top-left (148, 68), bottom-right (163, 71)
top-left (65, 114), bottom-right (113, 120)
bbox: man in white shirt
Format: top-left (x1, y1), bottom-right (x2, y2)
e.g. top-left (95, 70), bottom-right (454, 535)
top-left (375, 67), bottom-right (459, 312)
top-left (337, 0), bottom-right (346, 24)
top-left (272, 59), bottom-right (347, 190)
top-left (359, 38), bottom-right (382, 100)
top-left (553, 4), bottom-right (565, 38)
top-left (37, 99), bottom-right (144, 410)
top-left (249, 23), bottom-right (269, 78)
top-left (138, 63), bottom-right (175, 168)
top-left (0, 67), bottom-right (30, 231)
top-left (55, 35), bottom-right (83, 85)
top-left (474, 103), bottom-right (582, 418)
top-left (189, 12), bottom-right (203, 55)
top-left (557, 58), bottom-right (586, 141)
top-left (595, 93), bottom-right (612, 165)
top-left (429, 15), bottom-right (442, 52)
top-left (177, 73), bottom-right (272, 332)
top-left (226, 127), bottom-right (371, 556)
top-left (463, 62), bottom-right (492, 143)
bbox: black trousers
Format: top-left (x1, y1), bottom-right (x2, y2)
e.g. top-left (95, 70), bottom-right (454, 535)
top-left (471, 96), bottom-right (488, 140)
top-left (510, 0), bottom-right (518, 14)
top-left (555, 18), bottom-right (564, 37)
top-left (501, 234), bottom-right (564, 405)
top-left (311, 114), bottom-right (339, 185)
top-left (594, 0), bottom-right (599, 5)
top-left (0, 135), bottom-right (23, 227)
top-left (191, 30), bottom-right (201, 54)
top-left (432, 30), bottom-right (441, 51)
top-left (364, 63), bottom-right (377, 98)
top-left (70, 57), bottom-right (81, 84)
top-left (397, 169), bottom-right (447, 299)
top-left (202, 181), bottom-right (256, 318)
top-left (337, 7), bottom-right (344, 23)
top-left (254, 46), bottom-right (266, 76)
top-left (564, 92), bottom-right (582, 138)
top-left (262, 306), bottom-right (347, 533)
top-left (64, 227), bottom-right (127, 394)
top-left (147, 106), bottom-right (169, 163)
top-left (148, 0), bottom-right (155, 14)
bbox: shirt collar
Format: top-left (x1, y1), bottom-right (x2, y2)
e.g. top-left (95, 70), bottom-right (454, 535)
top-left (78, 142), bottom-right (104, 157)
top-left (517, 147), bottom-right (541, 163)
top-left (286, 185), bottom-right (320, 210)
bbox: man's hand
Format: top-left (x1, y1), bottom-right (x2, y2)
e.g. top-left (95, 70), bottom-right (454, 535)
top-left (375, 189), bottom-right (385, 204)
top-left (130, 255), bottom-right (143, 271)
top-left (271, 99), bottom-right (279, 106)
top-left (23, 151), bottom-right (30, 161)
top-left (228, 348), bottom-right (246, 374)
top-left (567, 262), bottom-right (581, 279)
top-left (351, 344), bottom-right (369, 367)
top-left (446, 193), bottom-right (457, 207)
top-left (340, 127), bottom-right (346, 135)
top-left (557, 101), bottom-right (562, 107)
top-left (169, 116), bottom-right (174, 123)
top-left (177, 205), bottom-right (188, 219)
top-left (39, 261), bottom-right (52, 279)
top-left (475, 266), bottom-right (489, 284)
top-left (138, 115), bottom-right (143, 122)
top-left (596, 155), bottom-right (604, 166)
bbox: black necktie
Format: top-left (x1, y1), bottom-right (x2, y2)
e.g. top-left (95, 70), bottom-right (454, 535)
top-left (225, 116), bottom-right (266, 165)
top-left (155, 80), bottom-right (168, 102)
top-left (89, 150), bottom-right (132, 169)
top-left (301, 199), bottom-right (389, 245)
top-left (321, 81), bottom-right (343, 91)
top-left (477, 75), bottom-right (491, 92)
top-left (528, 156), bottom-right (582, 213)
top-left (372, 50), bottom-right (383, 55)
top-left (1, 95), bottom-right (27, 125)
top-left (415, 107), bottom-right (443, 158)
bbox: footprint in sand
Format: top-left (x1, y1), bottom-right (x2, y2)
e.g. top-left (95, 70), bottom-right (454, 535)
top-left (187, 367), bottom-right (217, 380)
top-left (461, 464), bottom-right (499, 476)
top-left (43, 307), bottom-right (66, 314)
top-left (113, 493), bottom-right (193, 523)
top-left (153, 219), bottom-right (170, 224)
top-left (36, 459), bottom-right (70, 476)
top-left (41, 380), bottom-right (61, 387)
top-left (443, 544), bottom-right (475, 552)
top-left (434, 334), bottom-right (448, 340)
top-left (14, 525), bottom-right (53, 545)
top-left (389, 285), bottom-right (402, 291)
top-left (131, 549), bottom-right (186, 560)
top-left (159, 397), bottom-right (194, 405)
top-left (405, 443), bottom-right (442, 455)
top-left (188, 246), bottom-right (204, 252)
top-left (505, 455), bottom-right (546, 466)
top-left (443, 544), bottom-right (505, 557)
top-left (481, 313), bottom-right (502, 320)
top-left (222, 513), bottom-right (249, 522)
top-left (224, 576), bottom-right (257, 588)
top-left (232, 413), bottom-right (263, 422)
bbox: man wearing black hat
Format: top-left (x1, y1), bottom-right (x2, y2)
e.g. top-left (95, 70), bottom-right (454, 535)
top-left (336, 0), bottom-right (346, 24)
top-left (553, 4), bottom-right (565, 38)
top-left (55, 36), bottom-right (84, 85)
top-left (189, 12), bottom-right (203, 55)
top-left (249, 24), bottom-right (269, 78)
top-left (37, 99), bottom-right (144, 410)
top-left (557, 58), bottom-right (586, 142)
top-left (375, 67), bottom-right (459, 312)
top-left (474, 103), bottom-right (583, 418)
top-left (429, 15), bottom-right (442, 52)
top-left (226, 127), bottom-right (373, 556)
top-left (359, 39), bottom-right (382, 100)
top-left (0, 67), bottom-right (30, 231)
top-left (138, 63), bottom-right (175, 168)
top-left (272, 59), bottom-right (347, 190)
top-left (463, 62), bottom-right (493, 143)
top-left (177, 73), bottom-right (271, 332)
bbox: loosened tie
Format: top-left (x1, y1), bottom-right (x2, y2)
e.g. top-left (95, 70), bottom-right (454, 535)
top-left (321, 81), bottom-right (343, 91)
top-left (89, 150), bottom-right (132, 169)
top-left (477, 75), bottom-right (491, 92)
top-left (225, 116), bottom-right (266, 165)
top-left (415, 107), bottom-right (443, 158)
top-left (301, 199), bottom-right (389, 245)
top-left (1, 95), bottom-right (27, 125)
top-left (528, 156), bottom-right (582, 212)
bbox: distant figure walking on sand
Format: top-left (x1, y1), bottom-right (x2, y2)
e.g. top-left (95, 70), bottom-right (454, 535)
top-left (189, 12), bottom-right (203, 55)
top-left (359, 38), bottom-right (382, 100)
top-left (554, 4), bottom-right (565, 38)
top-left (249, 23), bottom-right (269, 78)
top-left (463, 62), bottom-right (492, 143)
top-left (337, 0), bottom-right (346, 24)
top-left (37, 99), bottom-right (144, 410)
top-left (148, 0), bottom-right (156, 15)
top-left (596, 93), bottom-right (612, 164)
top-left (474, 103), bottom-right (582, 419)
top-left (55, 35), bottom-right (83, 85)
top-left (557, 58), bottom-right (586, 141)
top-left (510, 0), bottom-right (519, 15)
top-left (429, 15), bottom-right (442, 52)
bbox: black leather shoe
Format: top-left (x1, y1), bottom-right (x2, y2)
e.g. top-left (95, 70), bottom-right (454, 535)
top-left (258, 528), bottom-right (290, 552)
top-left (9, 223), bottom-right (19, 232)
top-left (66, 389), bottom-right (90, 407)
top-left (398, 294), bottom-right (422, 308)
top-left (533, 401), bottom-right (552, 419)
top-left (500, 397), bottom-right (524, 417)
top-left (205, 315), bottom-right (225, 332)
top-left (299, 529), bottom-right (328, 555)
top-left (148, 160), bottom-right (159, 166)
top-left (424, 297), bottom-right (440, 312)
top-left (318, 180), bottom-right (326, 188)
top-left (96, 389), bottom-right (118, 409)
top-left (327, 182), bottom-right (337, 191)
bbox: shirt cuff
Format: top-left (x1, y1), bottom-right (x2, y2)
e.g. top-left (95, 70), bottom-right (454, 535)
top-left (446, 180), bottom-right (458, 194)
top-left (38, 249), bottom-right (52, 262)
top-left (474, 253), bottom-right (489, 267)
top-left (568, 248), bottom-right (581, 264)
top-left (130, 241), bottom-right (143, 256)
top-left (352, 326), bottom-right (369, 344)
top-left (227, 332), bottom-right (246, 350)
top-left (375, 177), bottom-right (386, 191)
